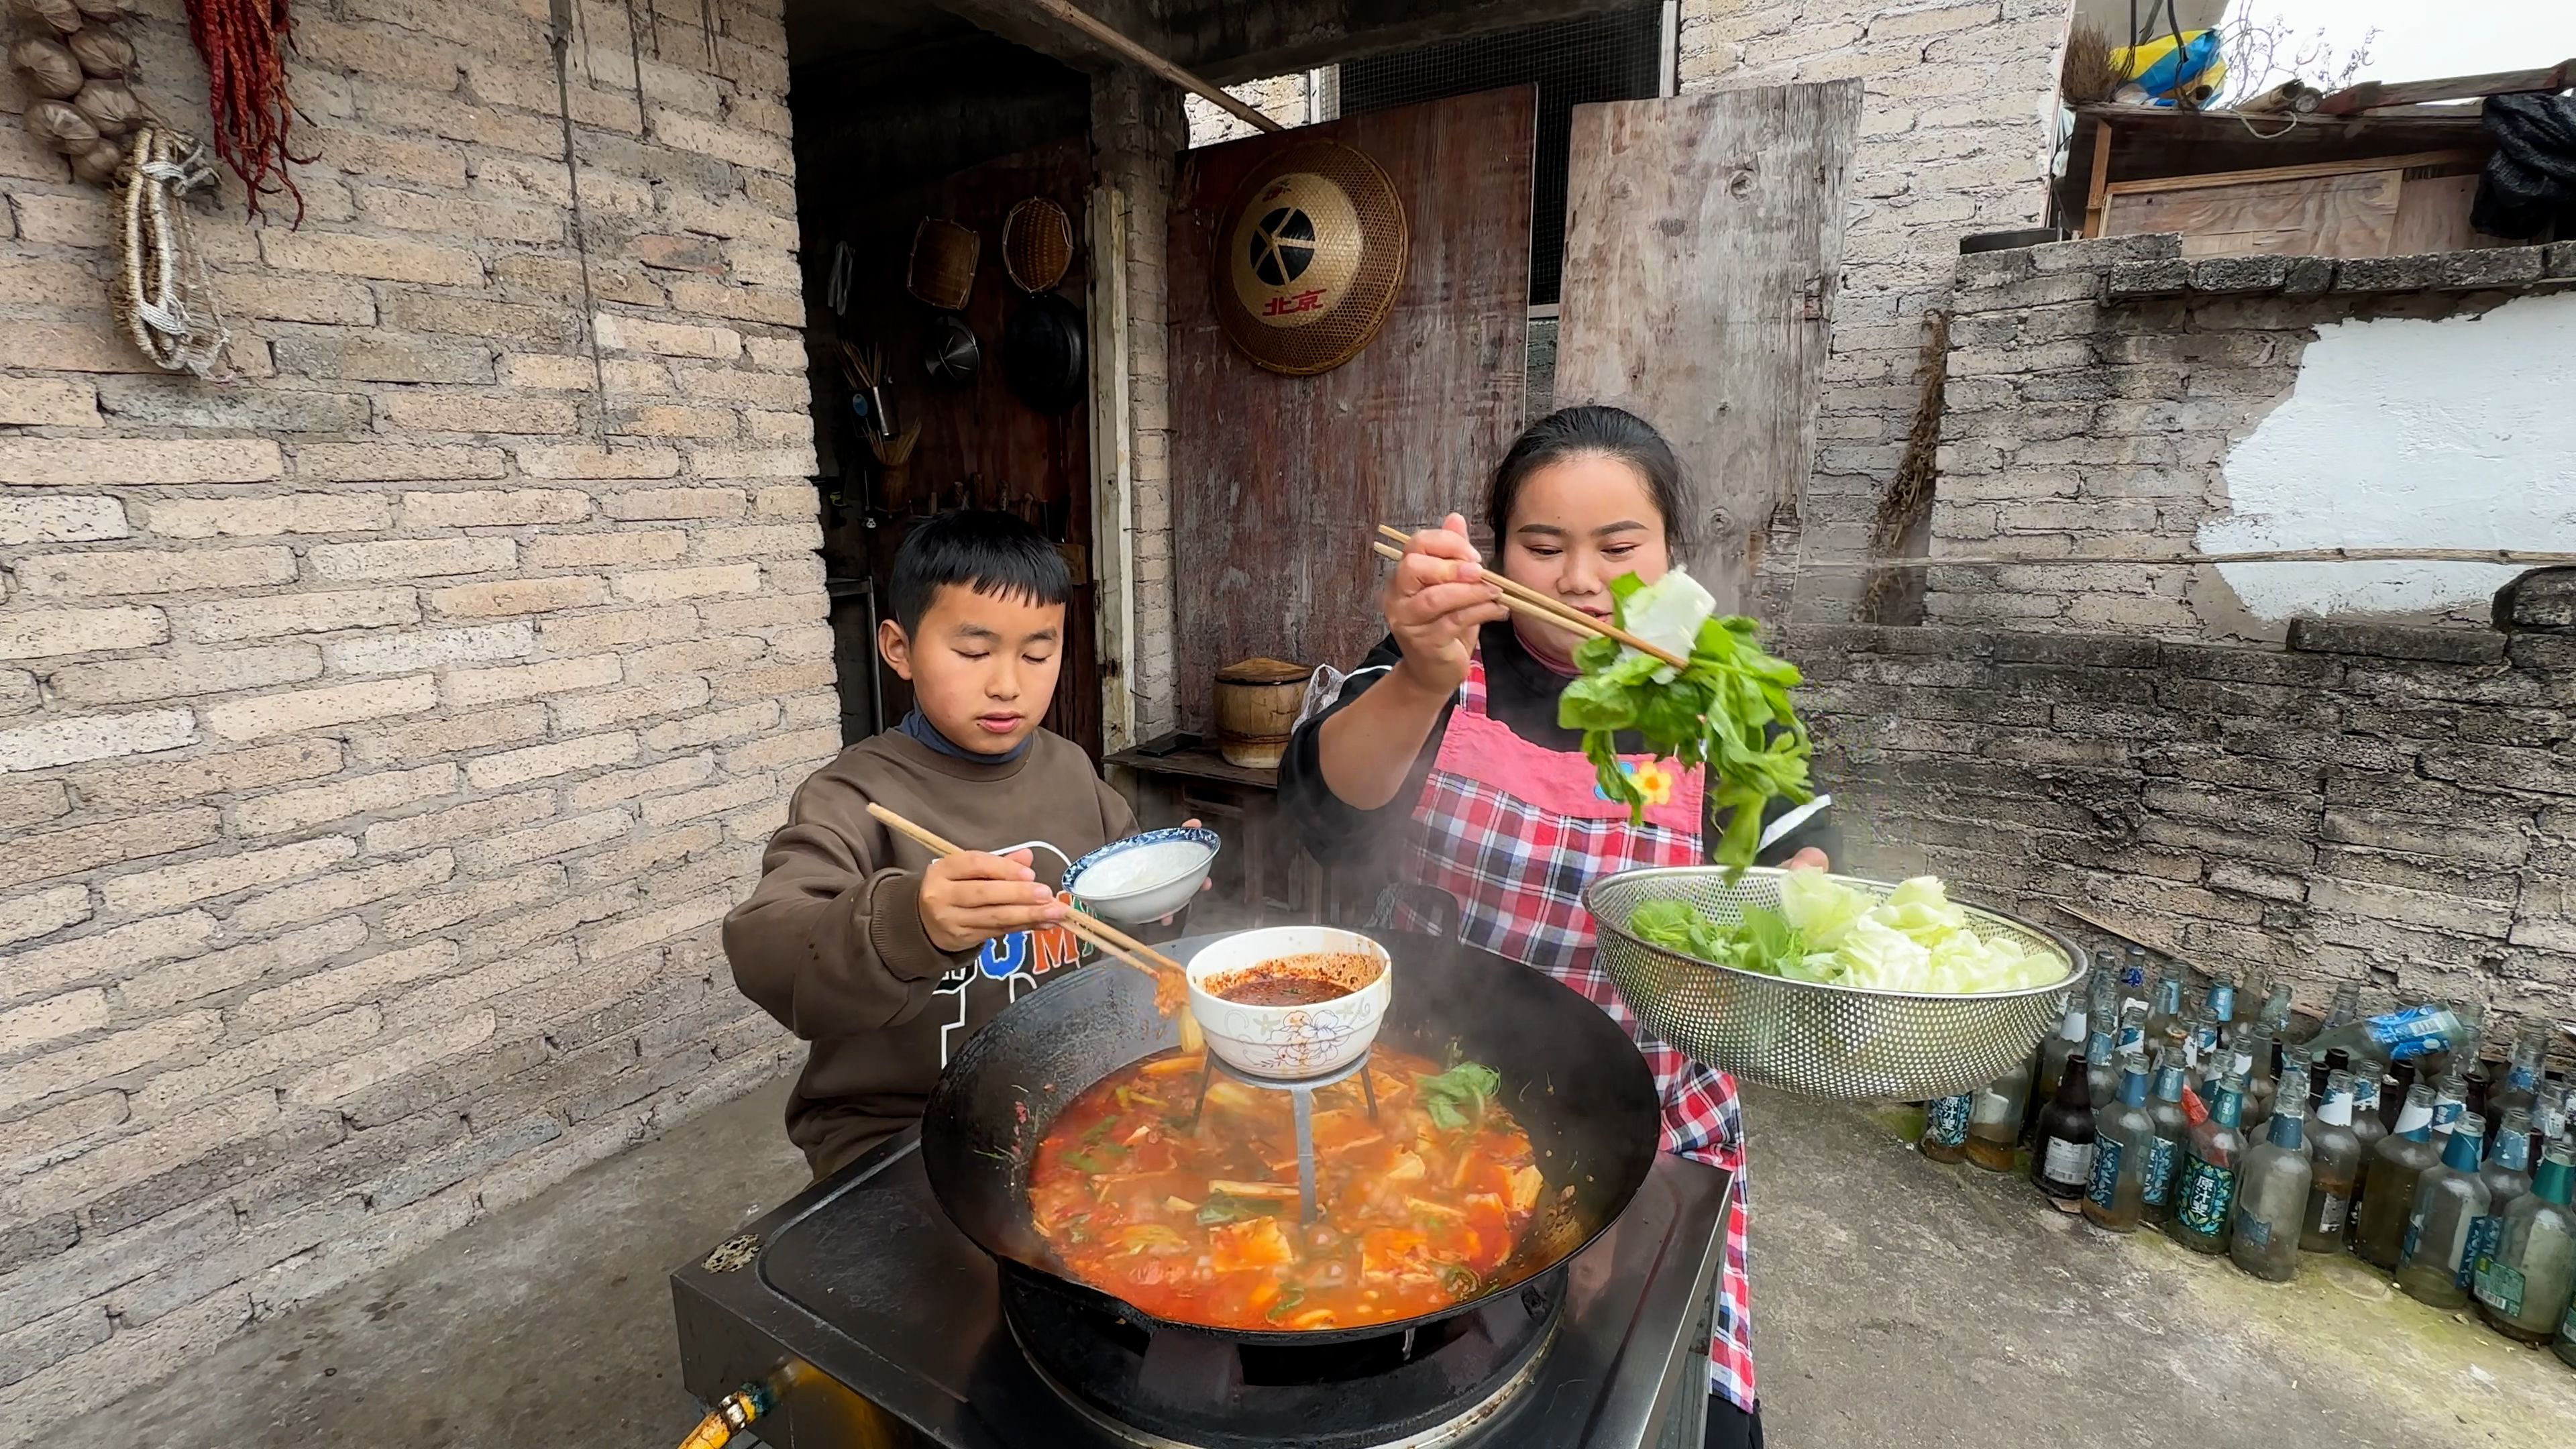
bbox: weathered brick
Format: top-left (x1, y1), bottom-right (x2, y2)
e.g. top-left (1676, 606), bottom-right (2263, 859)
top-left (94, 380), bottom-right (374, 435)
top-left (0, 606), bottom-right (168, 661)
top-left (2288, 617), bottom-right (2508, 665)
top-left (118, 916), bottom-right (370, 1013)
top-left (548, 675), bottom-right (712, 732)
top-left (12, 1089), bottom-right (280, 1218)
top-left (0, 1011), bottom-right (222, 1118)
top-left (0, 780), bottom-right (72, 832)
top-left (233, 763), bottom-right (460, 837)
top-left (236, 940), bottom-right (460, 1032)
top-left (421, 575), bottom-right (610, 619)
top-left (0, 883), bottom-right (90, 949)
top-left (361, 788), bottom-right (553, 855)
top-left (309, 537), bottom-right (516, 580)
top-left (0, 438), bottom-right (282, 486)
top-left (463, 883), bottom-right (631, 960)
top-left (0, 710), bottom-right (200, 776)
top-left (142, 494), bottom-right (393, 539)
top-left (294, 442), bottom-right (507, 482)
top-left (638, 775), bottom-right (768, 828)
top-left (600, 486), bottom-right (745, 521)
top-left (378, 390), bottom-right (579, 434)
top-left (368, 1112), bottom-right (563, 1211)
top-left (76, 1108), bottom-right (348, 1236)
top-left (286, 1008), bottom-right (496, 1104)
top-left (0, 496), bottom-right (128, 547)
top-left (464, 732), bottom-right (638, 790)
top-left (510, 443), bottom-right (682, 480)
top-left (322, 621), bottom-right (533, 674)
top-left (0, 1303), bottom-right (112, 1387)
top-left (44, 645), bottom-right (325, 707)
top-left (689, 444), bottom-right (814, 478)
top-left (380, 864), bottom-right (564, 938)
top-left (456, 807), bottom-right (631, 874)
top-left (710, 659), bottom-right (832, 701)
top-left (533, 604), bottom-right (697, 653)
top-left (0, 1092), bottom-right (127, 1178)
top-left (0, 377), bottom-right (101, 427)
top-left (612, 563), bottom-right (759, 602)
top-left (323, 684), bottom-right (523, 759)
top-left (697, 523), bottom-right (818, 560)
top-left (172, 588), bottom-right (421, 643)
top-left (620, 635), bottom-right (759, 680)
top-left (203, 675), bottom-right (439, 741)
top-left (563, 755), bottom-right (716, 813)
top-left (0, 671), bottom-right (35, 716)
top-left (523, 529), bottom-right (687, 568)
top-left (130, 1008), bottom-right (382, 1120)
top-left (15, 546), bottom-right (296, 598)
top-left (0, 990), bottom-right (110, 1057)
top-left (641, 698), bottom-right (776, 751)
top-left (722, 725), bottom-right (841, 774)
top-left (569, 819), bottom-right (720, 884)
top-left (231, 850), bottom-right (453, 934)
top-left (100, 837), bottom-right (357, 916)
top-left (400, 488), bottom-right (592, 527)
top-left (592, 313), bottom-right (741, 360)
top-left (260, 229), bottom-right (483, 286)
top-left (80, 740), bottom-right (342, 810)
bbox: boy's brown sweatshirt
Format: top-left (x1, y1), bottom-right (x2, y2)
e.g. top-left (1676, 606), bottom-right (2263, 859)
top-left (723, 727), bottom-right (1134, 1177)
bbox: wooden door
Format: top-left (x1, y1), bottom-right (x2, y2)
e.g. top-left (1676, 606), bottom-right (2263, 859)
top-left (1168, 89), bottom-right (1537, 732)
top-left (1554, 82), bottom-right (1859, 612)
top-left (805, 137), bottom-right (1102, 758)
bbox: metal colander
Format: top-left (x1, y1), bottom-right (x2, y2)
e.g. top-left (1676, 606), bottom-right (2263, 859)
top-left (1585, 866), bottom-right (2083, 1102)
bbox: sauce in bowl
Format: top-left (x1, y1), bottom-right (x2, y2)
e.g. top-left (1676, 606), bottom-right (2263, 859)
top-left (1206, 951), bottom-right (1383, 1008)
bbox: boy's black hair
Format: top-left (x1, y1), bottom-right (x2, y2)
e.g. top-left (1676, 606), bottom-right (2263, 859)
top-left (888, 508), bottom-right (1072, 635)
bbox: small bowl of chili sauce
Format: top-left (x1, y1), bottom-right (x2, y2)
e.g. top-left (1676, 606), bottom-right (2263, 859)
top-left (1184, 926), bottom-right (1391, 1080)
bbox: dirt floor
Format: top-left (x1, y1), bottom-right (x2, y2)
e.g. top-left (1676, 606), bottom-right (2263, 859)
top-left (42, 1075), bottom-right (2576, 1448)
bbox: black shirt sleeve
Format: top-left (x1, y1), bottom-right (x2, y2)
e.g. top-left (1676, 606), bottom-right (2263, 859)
top-left (1277, 634), bottom-right (1443, 869)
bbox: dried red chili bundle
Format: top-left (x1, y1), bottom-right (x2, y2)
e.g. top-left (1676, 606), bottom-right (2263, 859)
top-left (180, 0), bottom-right (311, 221)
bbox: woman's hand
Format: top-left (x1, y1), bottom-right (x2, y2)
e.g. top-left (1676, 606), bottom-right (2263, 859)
top-left (1785, 848), bottom-right (1829, 871)
top-left (1383, 512), bottom-right (1507, 699)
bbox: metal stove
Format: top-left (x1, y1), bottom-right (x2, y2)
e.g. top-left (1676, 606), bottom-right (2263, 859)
top-left (672, 1131), bottom-right (1730, 1449)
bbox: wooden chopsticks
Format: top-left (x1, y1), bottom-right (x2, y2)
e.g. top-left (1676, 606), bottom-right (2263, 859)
top-left (863, 802), bottom-right (1203, 1052)
top-left (1371, 523), bottom-right (1687, 670)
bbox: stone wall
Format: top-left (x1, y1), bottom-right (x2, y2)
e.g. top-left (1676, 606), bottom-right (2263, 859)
top-left (1678, 0), bottom-right (2072, 624)
top-left (1929, 234), bottom-right (2576, 640)
top-left (0, 0), bottom-right (822, 1425)
top-left (1793, 614), bottom-right (2576, 1038)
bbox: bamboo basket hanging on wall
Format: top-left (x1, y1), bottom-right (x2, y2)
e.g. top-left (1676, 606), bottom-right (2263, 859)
top-left (907, 217), bottom-right (979, 311)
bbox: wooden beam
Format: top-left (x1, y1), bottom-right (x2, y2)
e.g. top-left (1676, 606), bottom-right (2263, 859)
top-left (1021, 0), bottom-right (1283, 131)
top-left (2316, 60), bottom-right (2576, 115)
top-left (2101, 149), bottom-right (2485, 198)
top-left (2082, 121), bottom-right (2114, 237)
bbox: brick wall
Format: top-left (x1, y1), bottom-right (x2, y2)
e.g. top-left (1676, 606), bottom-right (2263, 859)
top-left (1929, 234), bottom-right (2576, 639)
top-left (0, 0), bottom-right (822, 1424)
top-left (1794, 615), bottom-right (2576, 1039)
top-left (1678, 0), bottom-right (2071, 623)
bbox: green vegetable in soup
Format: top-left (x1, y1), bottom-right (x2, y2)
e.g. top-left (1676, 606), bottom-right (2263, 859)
top-left (1415, 1061), bottom-right (1502, 1132)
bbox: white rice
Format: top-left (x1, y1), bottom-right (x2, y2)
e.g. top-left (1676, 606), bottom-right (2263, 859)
top-left (1074, 839), bottom-right (1210, 897)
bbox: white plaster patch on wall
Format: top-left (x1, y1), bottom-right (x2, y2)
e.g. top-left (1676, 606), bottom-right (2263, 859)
top-left (2199, 290), bottom-right (2576, 620)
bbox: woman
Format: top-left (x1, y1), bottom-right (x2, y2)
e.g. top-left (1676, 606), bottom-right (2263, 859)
top-left (1281, 405), bottom-right (1829, 1449)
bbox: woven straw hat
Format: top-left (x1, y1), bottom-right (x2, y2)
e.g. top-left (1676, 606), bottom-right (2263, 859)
top-left (1213, 140), bottom-right (1407, 377)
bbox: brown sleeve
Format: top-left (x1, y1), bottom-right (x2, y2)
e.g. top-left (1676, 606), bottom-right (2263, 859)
top-left (1095, 771), bottom-right (1140, 842)
top-left (721, 770), bottom-right (965, 1040)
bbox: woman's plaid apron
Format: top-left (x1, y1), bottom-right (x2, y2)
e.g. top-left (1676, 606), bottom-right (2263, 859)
top-left (1395, 654), bottom-right (1756, 1411)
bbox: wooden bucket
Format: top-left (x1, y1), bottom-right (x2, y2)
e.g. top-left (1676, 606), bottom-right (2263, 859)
top-left (1212, 657), bottom-right (1309, 770)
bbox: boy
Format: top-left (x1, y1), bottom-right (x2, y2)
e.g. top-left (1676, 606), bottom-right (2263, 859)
top-left (725, 509), bottom-right (1136, 1179)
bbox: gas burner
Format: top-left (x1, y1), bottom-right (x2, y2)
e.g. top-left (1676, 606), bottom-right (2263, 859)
top-left (1000, 1261), bottom-right (1563, 1449)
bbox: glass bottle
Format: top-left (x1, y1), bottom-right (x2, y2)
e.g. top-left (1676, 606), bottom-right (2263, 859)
top-left (2534, 1080), bottom-right (2569, 1165)
top-left (2036, 998), bottom-right (2087, 1124)
top-left (2353, 1085), bottom-right (2440, 1269)
top-left (2031, 1034), bottom-right (2100, 1212)
top-left (2396, 1114), bottom-right (2493, 1310)
top-left (2239, 1027), bottom-right (2279, 1133)
top-left (2491, 1020), bottom-right (2546, 1123)
top-left (2347, 1052), bottom-right (2389, 1168)
top-left (2308, 1003), bottom-right (2465, 1068)
top-left (2143, 1047), bottom-right (2192, 1226)
top-left (2255, 979), bottom-right (2294, 1038)
top-left (2113, 1000), bottom-right (2149, 1063)
top-left (2233, 1092), bottom-right (2311, 1283)
top-left (1964, 1051), bottom-right (2033, 1173)
top-left (2084, 1016), bottom-right (2121, 1112)
top-left (2381, 1058), bottom-right (2418, 1134)
top-left (2144, 968), bottom-right (2184, 1049)
top-left (2301, 1070), bottom-right (2365, 1254)
top-left (2283, 1044), bottom-right (2316, 1124)
top-left (2320, 980), bottom-right (2363, 1034)
top-left (2308, 1046), bottom-right (2342, 1114)
top-left (2467, 1108), bottom-right (2536, 1282)
top-left (2169, 1075), bottom-right (2248, 1256)
top-left (1921, 1091), bottom-right (1973, 1165)
top-left (2430, 1057), bottom-right (2471, 1142)
top-left (2085, 1057), bottom-right (2157, 1235)
top-left (2479, 1142), bottom-right (2576, 1344)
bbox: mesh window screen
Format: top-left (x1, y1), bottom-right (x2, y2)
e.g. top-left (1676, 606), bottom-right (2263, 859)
top-left (1338, 3), bottom-right (1666, 307)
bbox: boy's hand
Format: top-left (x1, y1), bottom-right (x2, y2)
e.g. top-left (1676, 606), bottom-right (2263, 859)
top-left (919, 849), bottom-right (1065, 953)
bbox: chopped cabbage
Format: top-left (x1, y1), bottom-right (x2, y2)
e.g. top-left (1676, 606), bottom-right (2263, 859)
top-left (1624, 870), bottom-right (2065, 994)
top-left (1616, 570), bottom-right (1717, 682)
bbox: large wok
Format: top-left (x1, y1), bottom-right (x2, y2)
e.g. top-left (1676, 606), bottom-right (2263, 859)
top-left (919, 928), bottom-right (1663, 1347)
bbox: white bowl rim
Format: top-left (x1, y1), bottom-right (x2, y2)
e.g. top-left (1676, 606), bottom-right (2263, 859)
top-left (1184, 926), bottom-right (1391, 1008)
top-left (1064, 826), bottom-right (1220, 902)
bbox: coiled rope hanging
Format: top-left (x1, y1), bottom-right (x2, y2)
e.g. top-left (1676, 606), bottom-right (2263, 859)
top-left (113, 126), bottom-right (233, 380)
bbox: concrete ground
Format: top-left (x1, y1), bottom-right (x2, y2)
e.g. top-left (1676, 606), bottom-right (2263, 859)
top-left (44, 1075), bottom-right (2576, 1449)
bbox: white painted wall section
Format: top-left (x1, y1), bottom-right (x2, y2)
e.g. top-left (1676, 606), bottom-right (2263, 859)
top-left (2199, 291), bottom-right (2576, 621)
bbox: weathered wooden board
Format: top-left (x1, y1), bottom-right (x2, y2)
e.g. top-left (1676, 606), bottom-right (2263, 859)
top-left (1553, 82), bottom-right (1858, 611)
top-left (804, 136), bottom-right (1102, 756)
top-left (2104, 169), bottom-right (2402, 258)
top-left (1169, 88), bottom-right (1535, 731)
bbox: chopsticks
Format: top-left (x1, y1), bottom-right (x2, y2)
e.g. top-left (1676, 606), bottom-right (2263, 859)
top-left (863, 802), bottom-right (1204, 1053)
top-left (1371, 524), bottom-right (1687, 671)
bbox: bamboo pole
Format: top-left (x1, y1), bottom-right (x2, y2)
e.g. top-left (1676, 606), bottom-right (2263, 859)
top-left (1023, 0), bottom-right (1285, 134)
top-left (1815, 547), bottom-right (2576, 570)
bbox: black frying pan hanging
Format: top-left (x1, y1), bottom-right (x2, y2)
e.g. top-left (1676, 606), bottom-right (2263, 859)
top-left (1003, 291), bottom-right (1085, 415)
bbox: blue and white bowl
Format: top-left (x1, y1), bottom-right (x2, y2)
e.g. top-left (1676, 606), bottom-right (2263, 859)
top-left (1063, 826), bottom-right (1220, 925)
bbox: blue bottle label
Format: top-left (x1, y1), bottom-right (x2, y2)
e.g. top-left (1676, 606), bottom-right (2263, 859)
top-left (1925, 1093), bottom-right (1972, 1146)
top-left (2118, 1022), bottom-right (2145, 1054)
top-left (2363, 1004), bottom-right (2456, 1061)
top-left (2141, 1138), bottom-right (2179, 1205)
top-left (2176, 1157), bottom-right (2236, 1236)
top-left (2208, 985), bottom-right (2235, 1022)
top-left (2087, 1138), bottom-right (2125, 1207)
top-left (2509, 1064), bottom-right (2539, 1091)
top-left (2462, 1216), bottom-right (2504, 1288)
top-left (2476, 1260), bottom-right (2527, 1318)
top-left (2402, 1212), bottom-right (2424, 1263)
top-left (2235, 1208), bottom-right (2271, 1248)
